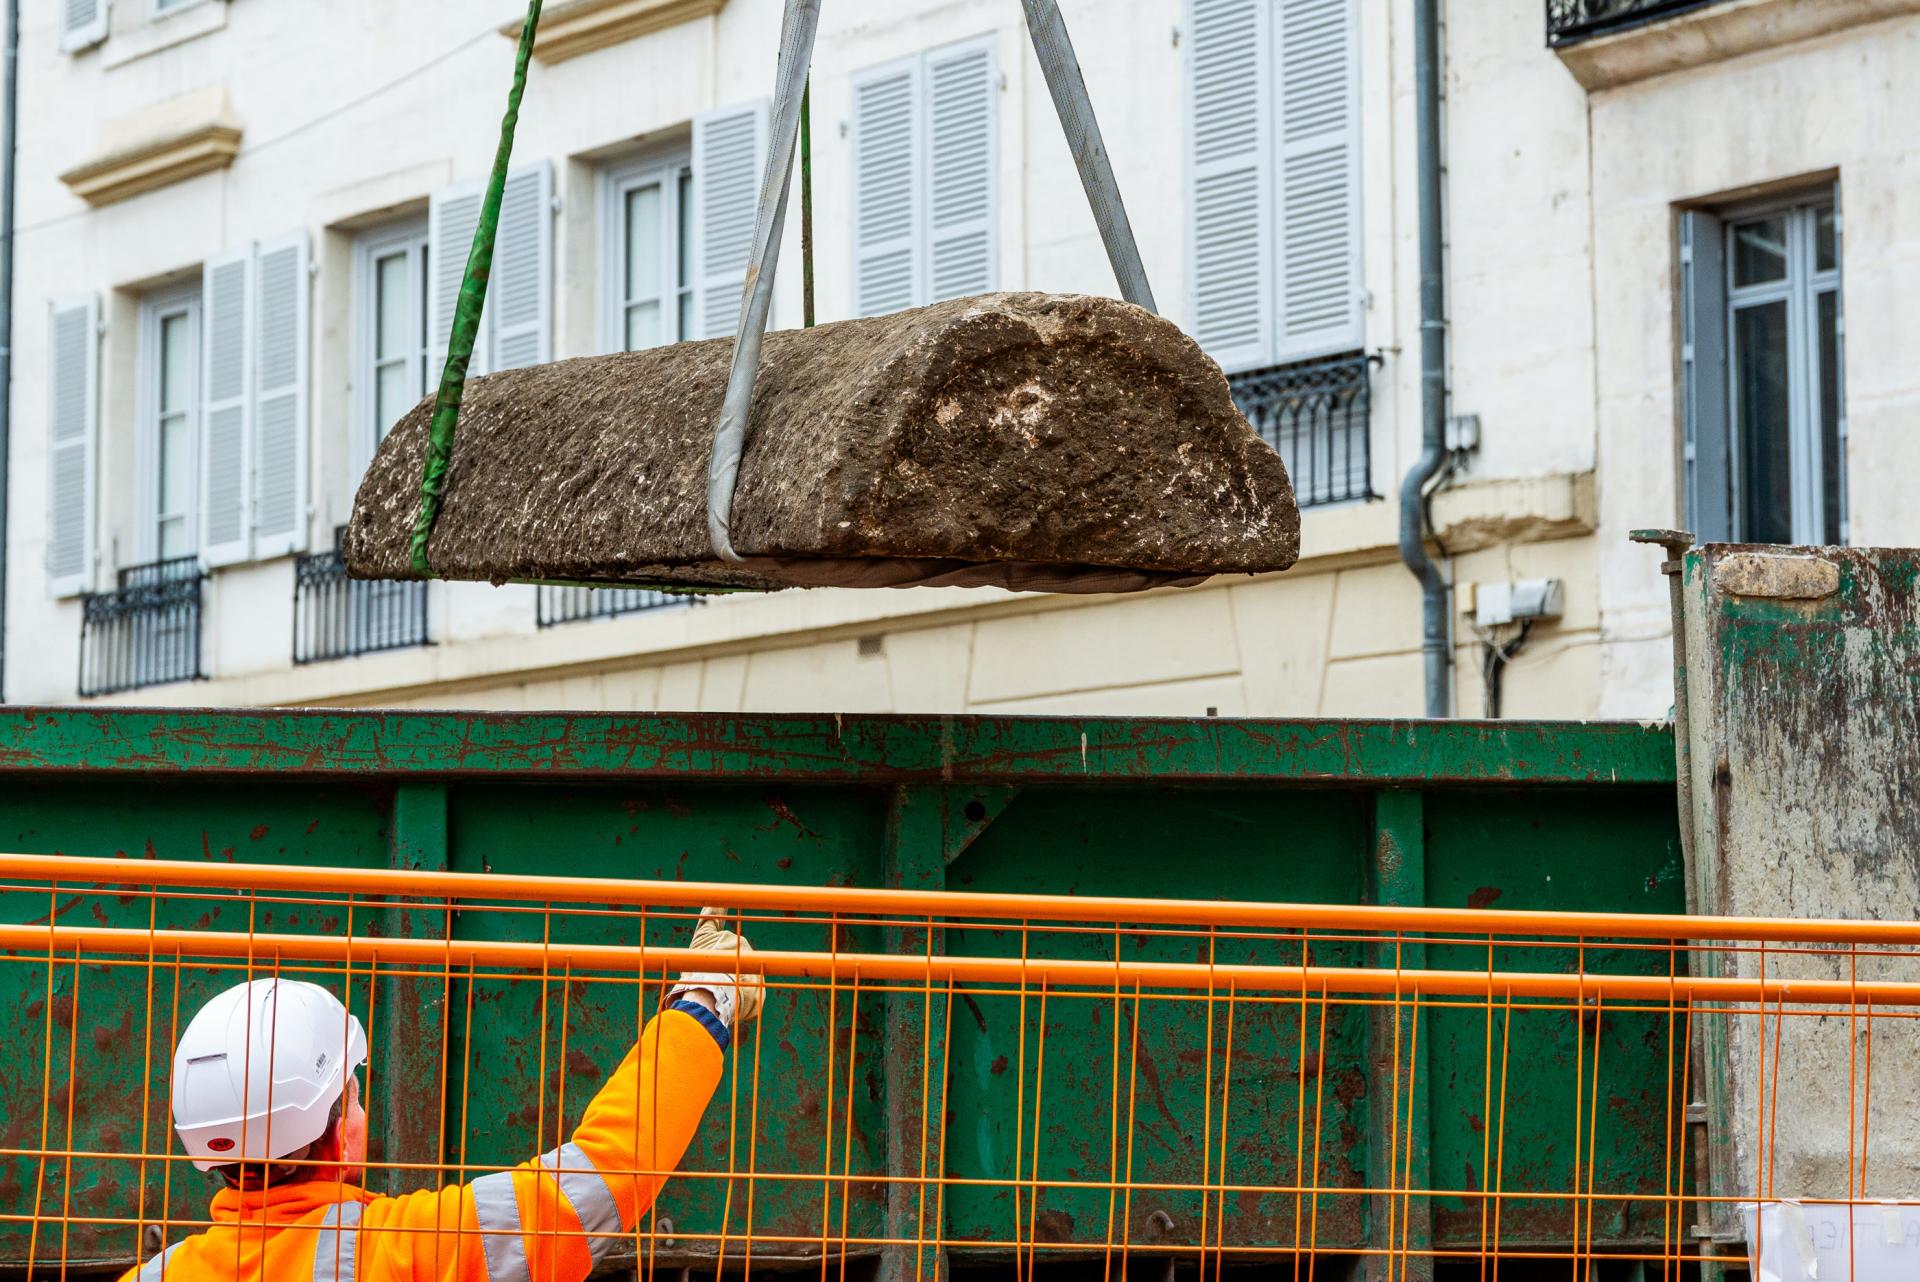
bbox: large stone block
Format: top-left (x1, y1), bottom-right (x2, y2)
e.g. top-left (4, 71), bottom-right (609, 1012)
top-left (347, 293), bottom-right (1298, 594)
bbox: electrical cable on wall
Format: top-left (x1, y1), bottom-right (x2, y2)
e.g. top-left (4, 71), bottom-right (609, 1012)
top-left (1476, 618), bottom-right (1533, 718)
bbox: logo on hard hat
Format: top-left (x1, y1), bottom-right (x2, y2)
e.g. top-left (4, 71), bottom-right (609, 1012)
top-left (207, 1137), bottom-right (235, 1152)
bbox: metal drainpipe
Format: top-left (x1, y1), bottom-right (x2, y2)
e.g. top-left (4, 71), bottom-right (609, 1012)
top-left (1400, 0), bottom-right (1451, 717)
top-left (0, 0), bottom-right (18, 701)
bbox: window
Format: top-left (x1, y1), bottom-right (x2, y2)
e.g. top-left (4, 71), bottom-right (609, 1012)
top-left (851, 36), bottom-right (997, 318)
top-left (601, 156), bottom-right (694, 351)
top-left (1183, 0), bottom-right (1364, 372)
top-left (1681, 195), bottom-right (1845, 544)
top-left (139, 286), bottom-right (201, 562)
top-left (355, 220), bottom-right (431, 463)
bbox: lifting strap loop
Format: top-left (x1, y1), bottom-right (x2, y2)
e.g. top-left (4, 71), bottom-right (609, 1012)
top-left (409, 0), bottom-right (543, 578)
top-left (705, 0), bottom-right (821, 564)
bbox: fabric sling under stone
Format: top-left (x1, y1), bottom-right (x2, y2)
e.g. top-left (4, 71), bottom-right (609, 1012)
top-left (404, 0), bottom-right (1160, 581)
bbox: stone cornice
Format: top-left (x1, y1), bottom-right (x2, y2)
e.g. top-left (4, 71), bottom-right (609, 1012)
top-left (501, 0), bottom-right (727, 65)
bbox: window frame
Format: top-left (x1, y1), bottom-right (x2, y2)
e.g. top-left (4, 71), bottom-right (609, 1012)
top-left (598, 149), bottom-right (694, 354)
top-left (1721, 193), bottom-right (1844, 545)
top-left (352, 218), bottom-right (431, 476)
top-left (150, 0), bottom-right (212, 18)
top-left (136, 282), bottom-right (202, 565)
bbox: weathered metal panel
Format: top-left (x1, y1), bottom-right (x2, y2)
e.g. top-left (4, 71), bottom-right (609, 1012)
top-left (0, 708), bottom-right (1674, 784)
top-left (0, 710), bottom-right (1680, 1272)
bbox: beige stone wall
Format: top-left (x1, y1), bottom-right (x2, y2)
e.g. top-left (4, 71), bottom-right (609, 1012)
top-left (331, 531), bottom-right (1607, 720)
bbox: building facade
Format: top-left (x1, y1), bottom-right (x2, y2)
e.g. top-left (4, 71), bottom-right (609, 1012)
top-left (9, 0), bottom-right (1918, 717)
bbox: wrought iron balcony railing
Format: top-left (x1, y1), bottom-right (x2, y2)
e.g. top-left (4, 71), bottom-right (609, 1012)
top-left (1229, 352), bottom-right (1377, 509)
top-left (536, 584), bottom-right (699, 628)
top-left (79, 557), bottom-right (206, 697)
top-left (294, 531), bottom-right (431, 664)
top-left (1546, 0), bottom-right (1721, 46)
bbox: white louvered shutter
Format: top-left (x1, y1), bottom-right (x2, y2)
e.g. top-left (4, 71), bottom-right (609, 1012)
top-left (1274, 0), bottom-right (1362, 359)
top-left (1185, 0), bottom-right (1272, 373)
top-left (429, 181), bottom-right (487, 380)
top-left (61, 0), bottom-right (110, 52)
top-left (926, 40), bottom-right (996, 303)
top-left (252, 234), bottom-right (309, 557)
top-left (200, 248), bottom-right (253, 566)
top-left (691, 101), bottom-right (769, 340)
top-left (489, 163), bottom-right (551, 371)
top-left (46, 296), bottom-right (98, 597)
top-left (852, 62), bottom-right (918, 318)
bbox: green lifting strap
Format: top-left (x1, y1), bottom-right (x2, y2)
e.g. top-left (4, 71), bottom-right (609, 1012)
top-left (409, 0), bottom-right (543, 577)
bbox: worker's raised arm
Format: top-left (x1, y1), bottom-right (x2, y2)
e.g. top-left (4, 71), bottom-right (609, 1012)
top-left (362, 909), bottom-right (765, 1282)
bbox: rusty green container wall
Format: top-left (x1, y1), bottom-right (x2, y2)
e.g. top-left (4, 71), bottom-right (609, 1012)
top-left (0, 709), bottom-right (1681, 1273)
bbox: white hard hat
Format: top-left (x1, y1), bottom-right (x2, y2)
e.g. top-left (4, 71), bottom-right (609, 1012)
top-left (171, 978), bottom-right (368, 1172)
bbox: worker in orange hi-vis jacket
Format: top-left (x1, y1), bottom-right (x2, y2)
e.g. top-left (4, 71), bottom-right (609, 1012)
top-left (126, 908), bottom-right (764, 1282)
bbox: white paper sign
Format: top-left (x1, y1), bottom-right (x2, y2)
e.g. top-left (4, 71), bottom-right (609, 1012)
top-left (1743, 1201), bottom-right (1920, 1282)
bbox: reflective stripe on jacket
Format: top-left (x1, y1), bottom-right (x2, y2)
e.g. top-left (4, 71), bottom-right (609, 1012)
top-left (123, 1008), bottom-right (723, 1282)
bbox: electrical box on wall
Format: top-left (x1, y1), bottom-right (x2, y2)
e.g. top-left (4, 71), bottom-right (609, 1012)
top-left (1471, 578), bottom-right (1566, 628)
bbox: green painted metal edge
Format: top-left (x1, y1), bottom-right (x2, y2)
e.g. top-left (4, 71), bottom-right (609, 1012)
top-left (0, 709), bottom-right (1675, 785)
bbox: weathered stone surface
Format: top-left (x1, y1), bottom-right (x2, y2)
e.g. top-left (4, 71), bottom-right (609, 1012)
top-left (346, 292), bottom-right (1299, 593)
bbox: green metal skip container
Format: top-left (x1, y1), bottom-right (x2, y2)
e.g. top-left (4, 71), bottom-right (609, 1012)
top-left (0, 709), bottom-right (1683, 1277)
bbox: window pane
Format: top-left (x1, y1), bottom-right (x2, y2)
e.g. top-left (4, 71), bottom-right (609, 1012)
top-left (1815, 205), bottom-right (1837, 274)
top-left (1818, 288), bottom-right (1843, 543)
top-left (677, 169), bottom-right (694, 290)
top-left (625, 300), bottom-right (663, 351)
top-left (158, 515), bottom-right (190, 561)
top-left (624, 184), bottom-right (664, 306)
top-left (375, 251), bottom-right (409, 361)
top-left (417, 243), bottom-right (432, 384)
top-left (1732, 217), bottom-right (1788, 287)
top-left (1734, 300), bottom-right (1793, 543)
top-left (678, 290), bottom-right (693, 343)
top-left (158, 413), bottom-right (191, 515)
top-left (159, 312), bottom-right (190, 415)
top-left (375, 360), bottom-right (411, 441)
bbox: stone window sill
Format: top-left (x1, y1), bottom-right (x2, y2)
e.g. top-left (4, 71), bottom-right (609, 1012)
top-left (500, 0), bottom-right (727, 65)
top-left (60, 85), bottom-right (242, 207)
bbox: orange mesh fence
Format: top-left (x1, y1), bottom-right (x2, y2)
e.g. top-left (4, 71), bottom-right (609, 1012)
top-left (4, 851), bottom-right (1917, 1280)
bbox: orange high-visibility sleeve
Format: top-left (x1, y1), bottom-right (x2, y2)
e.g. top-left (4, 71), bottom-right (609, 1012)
top-left (357, 1007), bottom-right (722, 1282)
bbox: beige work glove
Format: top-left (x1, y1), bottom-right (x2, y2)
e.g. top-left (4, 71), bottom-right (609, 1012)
top-left (665, 907), bottom-right (765, 1028)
